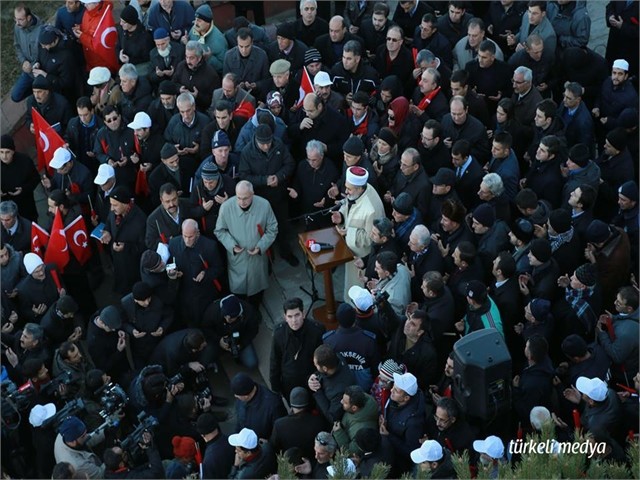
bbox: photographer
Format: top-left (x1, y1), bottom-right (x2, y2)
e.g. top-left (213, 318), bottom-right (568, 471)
top-left (149, 329), bottom-right (216, 382)
top-left (103, 431), bottom-right (164, 479)
top-left (128, 365), bottom-right (184, 423)
top-left (52, 341), bottom-right (96, 398)
top-left (203, 294), bottom-right (260, 369)
top-left (54, 416), bottom-right (105, 479)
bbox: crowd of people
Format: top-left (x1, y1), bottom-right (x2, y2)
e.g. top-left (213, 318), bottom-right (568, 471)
top-left (1, 0), bottom-right (639, 478)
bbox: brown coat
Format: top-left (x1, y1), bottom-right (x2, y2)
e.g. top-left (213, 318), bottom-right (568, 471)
top-left (594, 226), bottom-right (630, 308)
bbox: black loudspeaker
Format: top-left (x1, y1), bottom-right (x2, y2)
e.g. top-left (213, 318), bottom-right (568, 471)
top-left (452, 329), bottom-right (512, 420)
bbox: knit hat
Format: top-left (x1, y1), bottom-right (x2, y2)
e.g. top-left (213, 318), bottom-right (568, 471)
top-left (336, 303), bottom-right (356, 328)
top-left (132, 281), bottom-right (152, 301)
top-left (23, 252), bottom-right (44, 275)
top-left (58, 416), bottom-right (86, 442)
top-left (172, 436), bottom-right (197, 459)
top-left (100, 305), bottom-right (122, 329)
top-left (377, 127), bottom-right (397, 148)
top-left (472, 203), bottom-right (495, 228)
top-left (618, 181), bottom-right (639, 203)
top-left (568, 144), bottom-right (590, 167)
top-left (585, 220), bottom-right (610, 244)
top-left (304, 47), bottom-right (322, 66)
top-left (575, 263), bottom-right (597, 287)
top-left (32, 75), bottom-right (51, 90)
top-left (201, 161), bottom-right (221, 181)
top-left (141, 250), bottom-right (162, 271)
top-left (618, 108), bottom-right (638, 129)
top-left (0, 134), bottom-right (15, 151)
top-left (378, 359), bottom-right (406, 381)
top-left (120, 5), bottom-right (139, 25)
top-left (392, 192), bottom-right (413, 216)
top-left (432, 168), bottom-right (456, 187)
top-left (194, 4), bottom-right (213, 23)
top-left (39, 27), bottom-right (58, 45)
top-left (255, 124), bottom-right (273, 143)
top-left (606, 128), bottom-right (627, 152)
top-left (561, 334), bottom-right (587, 357)
top-left (529, 238), bottom-right (552, 263)
top-left (158, 80), bottom-right (179, 95)
top-left (511, 218), bottom-right (534, 243)
top-left (109, 186), bottom-right (131, 204)
top-left (343, 136), bottom-right (364, 156)
top-left (354, 427), bottom-right (381, 454)
top-left (441, 199), bottom-right (466, 224)
top-left (196, 412), bottom-right (219, 435)
top-left (161, 143), bottom-right (178, 160)
top-left (465, 280), bottom-right (487, 302)
top-left (211, 130), bottom-right (230, 149)
top-left (270, 59), bottom-right (291, 75)
top-left (346, 166), bottom-right (368, 186)
top-left (220, 294), bottom-right (243, 317)
top-left (57, 295), bottom-right (79, 314)
top-left (153, 27), bottom-right (169, 40)
top-left (289, 387), bottom-right (310, 408)
top-left (231, 373), bottom-right (255, 396)
top-left (276, 22), bottom-right (296, 40)
top-left (529, 298), bottom-right (551, 320)
top-left (266, 91), bottom-right (283, 107)
top-left (549, 209), bottom-right (571, 234)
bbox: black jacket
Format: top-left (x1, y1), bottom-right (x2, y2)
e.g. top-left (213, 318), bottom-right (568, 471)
top-left (512, 357), bottom-right (555, 424)
top-left (202, 433), bottom-right (235, 480)
top-left (266, 39), bottom-right (308, 72)
top-left (144, 199), bottom-right (203, 249)
top-left (290, 157), bottom-right (340, 216)
top-left (388, 329), bottom-right (439, 390)
top-left (86, 314), bottom-right (130, 379)
top-left (270, 410), bottom-right (328, 459)
top-left (390, 166), bottom-right (432, 218)
top-left (314, 32), bottom-right (363, 68)
top-left (148, 41), bottom-right (185, 89)
top-left (104, 445), bottom-right (164, 479)
top-left (384, 389), bottom-right (427, 473)
top-left (524, 157), bottom-right (564, 209)
top-left (235, 384), bottom-right (287, 439)
top-left (172, 59), bottom-right (220, 111)
top-left (188, 174), bottom-right (236, 239)
top-left (116, 23), bottom-right (154, 67)
top-left (36, 40), bottom-right (76, 99)
top-left (65, 115), bottom-right (104, 175)
top-left (453, 157), bottom-right (484, 210)
top-left (148, 164), bottom-right (194, 208)
top-left (149, 328), bottom-right (207, 377)
top-left (120, 293), bottom-right (173, 364)
top-left (93, 125), bottom-right (136, 189)
top-left (1, 215), bottom-right (32, 255)
top-left (314, 359), bottom-right (356, 423)
top-left (441, 114), bottom-right (491, 165)
top-left (330, 59), bottom-right (379, 97)
top-left (26, 92), bottom-right (73, 136)
top-left (16, 265), bottom-right (61, 323)
top-left (288, 106), bottom-right (350, 162)
top-left (202, 297), bottom-right (260, 349)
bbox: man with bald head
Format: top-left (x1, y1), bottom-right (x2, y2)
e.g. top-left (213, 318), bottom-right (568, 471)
top-left (215, 181), bottom-right (278, 307)
top-left (314, 15), bottom-right (364, 68)
top-left (169, 218), bottom-right (224, 326)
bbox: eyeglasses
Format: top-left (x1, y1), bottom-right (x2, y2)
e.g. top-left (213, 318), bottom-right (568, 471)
top-left (386, 37), bottom-right (401, 42)
top-left (512, 79), bottom-right (526, 85)
top-left (105, 116), bottom-right (119, 123)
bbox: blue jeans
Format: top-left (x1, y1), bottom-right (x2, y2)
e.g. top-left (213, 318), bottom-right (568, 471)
top-left (237, 343), bottom-right (259, 369)
top-left (11, 72), bottom-right (33, 103)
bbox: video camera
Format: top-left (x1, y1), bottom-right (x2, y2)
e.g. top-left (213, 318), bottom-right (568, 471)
top-left (40, 370), bottom-right (76, 397)
top-left (229, 331), bottom-right (241, 359)
top-left (119, 411), bottom-right (159, 464)
top-left (41, 398), bottom-right (86, 430)
top-left (95, 382), bottom-right (128, 419)
top-left (167, 372), bottom-right (184, 388)
top-left (1, 380), bottom-right (35, 429)
top-left (193, 372), bottom-right (212, 405)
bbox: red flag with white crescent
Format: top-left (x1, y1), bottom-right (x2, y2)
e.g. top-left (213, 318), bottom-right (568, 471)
top-left (31, 222), bottom-right (50, 259)
top-left (64, 214), bottom-right (92, 266)
top-left (32, 108), bottom-right (65, 174)
top-left (296, 66), bottom-right (315, 107)
top-left (44, 209), bottom-right (70, 272)
top-left (92, 3), bottom-right (119, 73)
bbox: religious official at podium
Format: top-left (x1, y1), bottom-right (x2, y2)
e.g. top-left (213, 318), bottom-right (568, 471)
top-left (331, 166), bottom-right (385, 298)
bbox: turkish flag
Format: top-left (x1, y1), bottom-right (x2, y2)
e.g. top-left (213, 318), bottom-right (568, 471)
top-left (92, 3), bottom-right (119, 73)
top-left (64, 215), bottom-right (92, 265)
top-left (32, 108), bottom-right (66, 174)
top-left (296, 66), bottom-right (315, 107)
top-left (44, 209), bottom-right (70, 272)
top-left (31, 222), bottom-right (50, 259)
top-left (135, 169), bottom-right (150, 197)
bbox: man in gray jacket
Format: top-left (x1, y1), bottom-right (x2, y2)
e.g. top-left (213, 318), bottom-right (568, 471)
top-left (223, 28), bottom-right (270, 90)
top-left (54, 416), bottom-right (105, 479)
top-left (11, 4), bottom-right (42, 102)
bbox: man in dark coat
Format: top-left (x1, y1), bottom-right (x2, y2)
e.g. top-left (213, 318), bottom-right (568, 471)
top-left (34, 27), bottom-right (76, 101)
top-left (16, 253), bottom-right (63, 323)
top-left (116, 65), bottom-right (153, 125)
top-left (295, 2), bottom-right (328, 49)
top-left (42, 147), bottom-right (94, 208)
top-left (451, 139), bottom-right (484, 210)
top-left (388, 148), bottom-right (432, 218)
top-left (314, 16), bottom-right (363, 69)
top-left (441, 97), bottom-right (490, 165)
top-left (196, 413), bottom-right (235, 480)
top-left (149, 328), bottom-right (215, 379)
top-left (169, 219), bottom-right (224, 326)
top-left (93, 106), bottom-right (136, 190)
top-left (172, 41), bottom-right (220, 112)
top-left (0, 201), bottom-right (33, 254)
top-left (266, 23), bottom-right (308, 72)
top-left (65, 97), bottom-right (104, 176)
top-left (330, 40), bottom-right (379, 98)
top-left (85, 305), bottom-right (130, 383)
top-left (25, 76), bottom-right (73, 136)
top-left (100, 186), bottom-right (147, 294)
top-left (0, 135), bottom-right (39, 222)
top-left (148, 144), bottom-right (194, 207)
top-left (270, 298), bottom-right (325, 400)
top-left (231, 373), bottom-right (286, 440)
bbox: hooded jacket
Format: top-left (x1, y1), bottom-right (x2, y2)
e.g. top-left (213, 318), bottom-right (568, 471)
top-left (235, 107), bottom-right (288, 153)
top-left (547, 1), bottom-right (591, 49)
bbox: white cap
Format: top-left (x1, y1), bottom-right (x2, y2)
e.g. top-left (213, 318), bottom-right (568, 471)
top-left (87, 66), bottom-right (111, 86)
top-left (348, 285), bottom-right (374, 311)
top-left (313, 71), bottom-right (333, 87)
top-left (24, 252), bottom-right (44, 274)
top-left (346, 166), bottom-right (369, 186)
top-left (49, 147), bottom-right (72, 169)
top-left (127, 111), bottom-right (152, 130)
top-left (94, 164), bottom-right (115, 185)
top-left (327, 459), bottom-right (356, 478)
top-left (228, 428), bottom-right (258, 449)
top-left (612, 59), bottom-right (629, 72)
top-left (411, 440), bottom-right (443, 463)
top-left (473, 435), bottom-right (504, 459)
top-left (576, 376), bottom-right (608, 402)
top-left (80, 0), bottom-right (100, 3)
top-left (29, 403), bottom-right (56, 427)
top-left (393, 372), bottom-right (418, 396)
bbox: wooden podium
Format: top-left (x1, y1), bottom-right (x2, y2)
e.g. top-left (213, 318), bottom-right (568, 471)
top-left (298, 227), bottom-right (354, 329)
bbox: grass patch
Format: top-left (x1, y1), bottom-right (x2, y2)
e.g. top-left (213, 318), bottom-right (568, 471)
top-left (1, 1), bottom-right (59, 98)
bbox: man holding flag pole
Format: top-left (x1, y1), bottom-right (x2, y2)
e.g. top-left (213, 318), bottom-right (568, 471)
top-left (72, 0), bottom-right (119, 74)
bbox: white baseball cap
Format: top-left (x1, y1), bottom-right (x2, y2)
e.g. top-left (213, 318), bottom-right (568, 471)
top-left (87, 66), bottom-right (111, 86)
top-left (94, 164), bottom-right (115, 185)
top-left (228, 428), bottom-right (258, 449)
top-left (348, 285), bottom-right (374, 311)
top-left (612, 59), bottom-right (629, 72)
top-left (127, 111), bottom-right (152, 130)
top-left (49, 147), bottom-right (72, 169)
top-left (393, 372), bottom-right (418, 396)
top-left (313, 71), bottom-right (333, 87)
top-left (473, 435), bottom-right (504, 459)
top-left (29, 403), bottom-right (56, 427)
top-left (575, 376), bottom-right (608, 402)
top-left (410, 440), bottom-right (443, 464)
